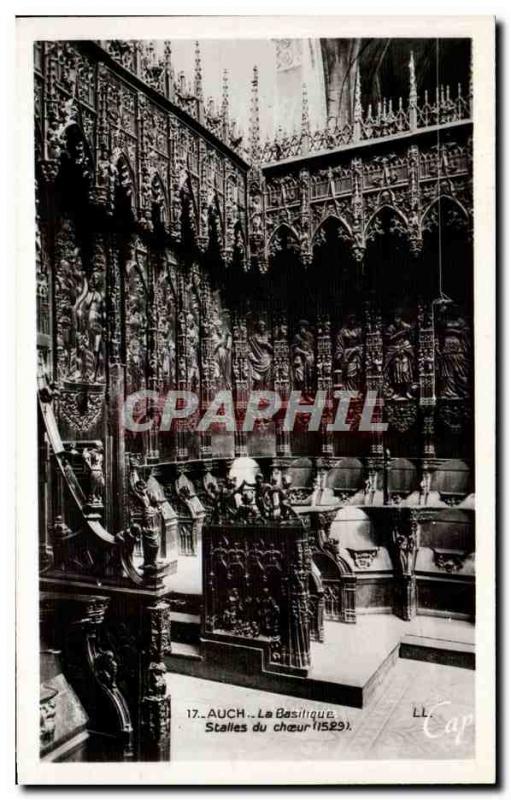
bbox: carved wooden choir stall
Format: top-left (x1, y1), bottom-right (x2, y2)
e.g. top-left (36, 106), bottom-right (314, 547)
top-left (35, 39), bottom-right (474, 761)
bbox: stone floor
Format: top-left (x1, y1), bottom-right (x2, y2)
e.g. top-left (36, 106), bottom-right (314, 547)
top-left (167, 616), bottom-right (475, 762)
top-left (311, 615), bottom-right (474, 685)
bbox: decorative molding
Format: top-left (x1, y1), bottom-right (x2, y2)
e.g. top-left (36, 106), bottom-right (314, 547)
top-left (432, 548), bottom-right (471, 573)
top-left (347, 548), bottom-right (378, 570)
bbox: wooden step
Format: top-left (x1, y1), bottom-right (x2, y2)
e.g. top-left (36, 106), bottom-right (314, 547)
top-left (168, 641), bottom-right (203, 662)
top-left (400, 634), bottom-right (475, 670)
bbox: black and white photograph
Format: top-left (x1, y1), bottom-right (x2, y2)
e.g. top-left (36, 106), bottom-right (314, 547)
top-left (14, 14), bottom-right (495, 785)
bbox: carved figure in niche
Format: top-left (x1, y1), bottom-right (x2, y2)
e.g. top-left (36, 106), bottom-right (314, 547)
top-left (157, 273), bottom-right (176, 387)
top-left (384, 312), bottom-right (415, 399)
top-left (269, 476), bottom-right (293, 520)
top-left (238, 483), bottom-right (260, 522)
top-left (185, 311), bottom-right (200, 389)
top-left (257, 588), bottom-right (280, 637)
top-left (249, 191), bottom-right (263, 234)
top-left (436, 310), bottom-right (470, 398)
top-left (147, 662), bottom-right (167, 697)
top-left (204, 477), bottom-right (219, 504)
top-left (82, 441), bottom-right (105, 506)
top-left (364, 473), bottom-right (377, 504)
top-left (55, 241), bottom-right (82, 380)
top-left (248, 320), bottom-right (273, 389)
top-left (419, 472), bottom-right (432, 505)
top-left (212, 310), bottom-right (232, 389)
top-left (126, 266), bottom-right (147, 389)
top-left (334, 314), bottom-right (364, 392)
top-left (160, 320), bottom-right (175, 387)
top-left (127, 336), bottom-right (145, 388)
top-left (94, 649), bottom-right (118, 688)
top-left (255, 473), bottom-right (272, 517)
top-left (130, 464), bottom-right (163, 574)
top-left (291, 320), bottom-right (315, 392)
top-left (392, 528), bottom-right (417, 576)
top-left (71, 271), bottom-right (106, 382)
top-left (222, 588), bottom-right (243, 631)
top-left (211, 476), bottom-right (239, 520)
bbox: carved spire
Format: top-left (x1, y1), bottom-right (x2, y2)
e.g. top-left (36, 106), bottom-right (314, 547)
top-left (163, 41), bottom-right (173, 89)
top-left (408, 50), bottom-right (417, 130)
top-left (353, 64), bottom-right (362, 140)
top-left (194, 40), bottom-right (203, 97)
top-left (299, 83), bottom-right (311, 156)
top-left (221, 68), bottom-right (230, 132)
top-left (194, 40), bottom-right (203, 121)
top-left (249, 66), bottom-right (261, 163)
top-left (301, 83), bottom-right (310, 139)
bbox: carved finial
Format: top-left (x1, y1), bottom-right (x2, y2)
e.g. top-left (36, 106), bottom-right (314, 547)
top-left (409, 51), bottom-right (418, 130)
top-left (353, 64), bottom-right (362, 140)
top-left (163, 40), bottom-right (174, 100)
top-left (409, 50), bottom-right (417, 104)
top-left (146, 40), bottom-right (155, 65)
top-left (194, 40), bottom-right (203, 100)
top-left (249, 66), bottom-right (261, 163)
top-left (222, 68), bottom-right (230, 127)
top-left (354, 64), bottom-right (362, 121)
top-left (301, 82), bottom-right (310, 139)
top-left (164, 40), bottom-right (172, 73)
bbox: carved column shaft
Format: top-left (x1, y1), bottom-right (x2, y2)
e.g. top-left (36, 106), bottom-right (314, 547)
top-left (273, 315), bottom-right (291, 457)
top-left (176, 274), bottom-right (190, 461)
top-left (140, 600), bottom-right (172, 761)
top-left (232, 313), bottom-right (249, 456)
top-left (392, 510), bottom-right (419, 620)
top-left (317, 316), bottom-right (333, 457)
top-left (283, 525), bottom-right (312, 670)
top-left (365, 304), bottom-right (385, 488)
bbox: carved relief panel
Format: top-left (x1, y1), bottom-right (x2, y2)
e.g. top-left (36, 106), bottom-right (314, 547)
top-left (54, 220), bottom-right (107, 387)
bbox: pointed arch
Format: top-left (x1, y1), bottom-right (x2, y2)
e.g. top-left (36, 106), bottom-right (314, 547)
top-left (364, 203), bottom-right (409, 238)
top-left (364, 203), bottom-right (412, 307)
top-left (421, 194), bottom-right (473, 307)
top-left (311, 213), bottom-right (353, 246)
top-left (266, 222), bottom-right (301, 259)
top-left (421, 194), bottom-right (470, 228)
